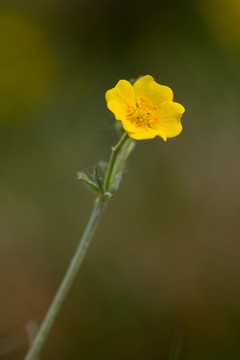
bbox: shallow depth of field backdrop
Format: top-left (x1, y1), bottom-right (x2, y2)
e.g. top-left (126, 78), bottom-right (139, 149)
top-left (1, 0), bottom-right (240, 359)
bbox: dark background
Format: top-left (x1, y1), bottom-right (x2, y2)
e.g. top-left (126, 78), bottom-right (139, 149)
top-left (0, 0), bottom-right (240, 359)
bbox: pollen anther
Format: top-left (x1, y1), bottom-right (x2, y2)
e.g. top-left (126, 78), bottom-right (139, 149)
top-left (126, 97), bottom-right (158, 130)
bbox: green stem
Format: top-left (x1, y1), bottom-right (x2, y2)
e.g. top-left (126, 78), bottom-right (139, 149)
top-left (24, 131), bottom-right (134, 360)
top-left (109, 138), bottom-right (136, 192)
top-left (24, 196), bottom-right (108, 360)
top-left (104, 132), bottom-right (129, 193)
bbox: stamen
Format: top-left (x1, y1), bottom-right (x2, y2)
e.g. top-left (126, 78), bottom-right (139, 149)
top-left (126, 97), bottom-right (158, 130)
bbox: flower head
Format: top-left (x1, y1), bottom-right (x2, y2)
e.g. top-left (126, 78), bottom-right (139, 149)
top-left (105, 75), bottom-right (185, 141)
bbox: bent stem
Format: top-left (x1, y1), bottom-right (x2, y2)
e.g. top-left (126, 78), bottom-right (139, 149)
top-left (24, 132), bottom-right (135, 360)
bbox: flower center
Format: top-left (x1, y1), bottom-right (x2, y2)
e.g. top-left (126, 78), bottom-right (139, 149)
top-left (126, 97), bottom-right (159, 130)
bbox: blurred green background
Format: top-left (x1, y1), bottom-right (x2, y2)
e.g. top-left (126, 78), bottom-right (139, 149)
top-left (0, 0), bottom-right (240, 359)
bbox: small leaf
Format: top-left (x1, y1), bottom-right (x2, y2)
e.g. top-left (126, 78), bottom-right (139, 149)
top-left (93, 167), bottom-right (104, 194)
top-left (76, 172), bottom-right (100, 195)
top-left (110, 171), bottom-right (122, 193)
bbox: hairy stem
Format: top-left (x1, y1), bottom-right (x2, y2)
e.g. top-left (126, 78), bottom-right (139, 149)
top-left (24, 196), bottom-right (108, 360)
top-left (24, 132), bottom-right (134, 360)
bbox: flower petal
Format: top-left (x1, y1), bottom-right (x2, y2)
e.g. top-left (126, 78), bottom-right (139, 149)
top-left (155, 101), bottom-right (185, 139)
top-left (121, 118), bottom-right (166, 140)
top-left (128, 128), bottom-right (165, 140)
top-left (105, 80), bottom-right (135, 121)
top-left (133, 75), bottom-right (173, 105)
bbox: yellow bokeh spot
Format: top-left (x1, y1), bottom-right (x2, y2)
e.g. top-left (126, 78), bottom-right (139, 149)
top-left (0, 10), bottom-right (56, 122)
top-left (197, 0), bottom-right (240, 51)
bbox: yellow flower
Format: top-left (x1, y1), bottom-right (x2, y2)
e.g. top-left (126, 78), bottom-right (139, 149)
top-left (105, 75), bottom-right (185, 141)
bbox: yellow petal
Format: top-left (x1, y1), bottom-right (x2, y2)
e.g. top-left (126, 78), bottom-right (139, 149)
top-left (133, 75), bottom-right (173, 105)
top-left (105, 80), bottom-right (135, 121)
top-left (155, 101), bottom-right (185, 139)
top-left (121, 118), bottom-right (166, 140)
top-left (128, 128), bottom-right (165, 140)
